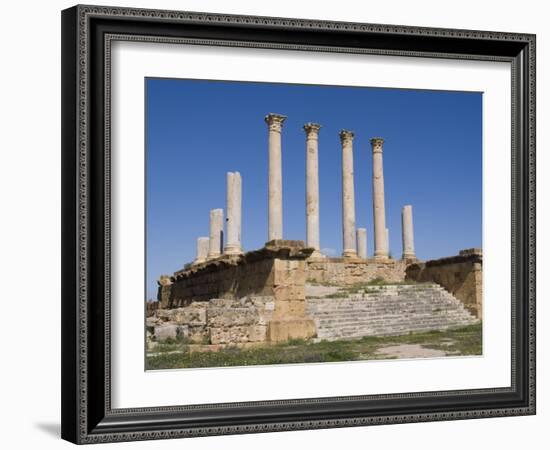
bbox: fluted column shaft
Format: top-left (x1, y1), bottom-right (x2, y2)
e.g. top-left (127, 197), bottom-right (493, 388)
top-left (265, 113), bottom-right (287, 241)
top-left (340, 130), bottom-right (357, 258)
top-left (304, 123), bottom-right (322, 254)
top-left (208, 208), bottom-right (224, 259)
top-left (402, 205), bottom-right (416, 259)
top-left (224, 172), bottom-right (242, 254)
top-left (371, 138), bottom-right (388, 259)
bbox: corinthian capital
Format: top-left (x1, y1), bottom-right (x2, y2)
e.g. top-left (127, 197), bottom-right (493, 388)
top-left (339, 129), bottom-right (355, 145)
top-left (303, 122), bottom-right (322, 139)
top-left (264, 113), bottom-right (287, 132)
top-left (370, 137), bottom-right (385, 153)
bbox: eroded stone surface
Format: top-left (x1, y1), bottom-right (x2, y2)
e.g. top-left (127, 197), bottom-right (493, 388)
top-left (152, 296), bottom-right (275, 344)
top-left (153, 324), bottom-right (188, 341)
top-left (307, 259), bottom-right (407, 286)
top-left (406, 249), bottom-right (483, 318)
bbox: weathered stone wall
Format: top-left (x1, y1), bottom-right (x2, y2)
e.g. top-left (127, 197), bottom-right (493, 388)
top-left (405, 248), bottom-right (482, 318)
top-left (156, 240), bottom-right (316, 343)
top-left (167, 257), bottom-right (274, 308)
top-left (146, 301), bottom-right (160, 318)
top-left (161, 240), bottom-right (312, 308)
top-left (148, 296), bottom-right (276, 344)
top-left (157, 276), bottom-right (172, 309)
top-left (306, 258), bottom-right (407, 285)
top-left (268, 258), bottom-right (316, 342)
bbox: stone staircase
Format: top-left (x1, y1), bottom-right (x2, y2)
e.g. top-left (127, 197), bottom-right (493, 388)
top-left (305, 283), bottom-right (479, 341)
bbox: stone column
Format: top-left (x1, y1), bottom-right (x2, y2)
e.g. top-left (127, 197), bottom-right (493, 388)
top-left (304, 123), bottom-right (322, 257)
top-left (402, 205), bottom-right (416, 259)
top-left (224, 172), bottom-right (242, 255)
top-left (371, 138), bottom-right (389, 260)
top-left (194, 237), bottom-right (210, 264)
top-left (340, 130), bottom-right (357, 258)
top-left (207, 208), bottom-right (223, 259)
top-left (265, 113), bottom-right (287, 241)
top-left (357, 228), bottom-right (367, 259)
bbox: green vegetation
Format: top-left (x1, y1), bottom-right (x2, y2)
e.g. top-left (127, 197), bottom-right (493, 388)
top-left (146, 322), bottom-right (482, 370)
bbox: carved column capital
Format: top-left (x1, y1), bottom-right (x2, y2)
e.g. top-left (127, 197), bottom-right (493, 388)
top-left (303, 122), bottom-right (322, 139)
top-left (265, 113), bottom-right (287, 132)
top-left (339, 129), bottom-right (355, 145)
top-left (370, 137), bottom-right (385, 153)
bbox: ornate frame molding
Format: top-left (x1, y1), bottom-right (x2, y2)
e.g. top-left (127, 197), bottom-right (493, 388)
top-left (61, 4), bottom-right (535, 444)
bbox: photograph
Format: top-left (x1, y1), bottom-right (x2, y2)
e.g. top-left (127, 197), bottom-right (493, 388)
top-left (145, 78), bottom-right (483, 370)
top-left (56, 2), bottom-right (536, 445)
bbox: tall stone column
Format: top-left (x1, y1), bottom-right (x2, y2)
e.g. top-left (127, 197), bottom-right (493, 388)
top-left (401, 205), bottom-right (416, 259)
top-left (304, 123), bottom-right (322, 257)
top-left (265, 113), bottom-right (287, 241)
top-left (194, 237), bottom-right (210, 264)
top-left (207, 208), bottom-right (223, 259)
top-left (357, 228), bottom-right (367, 259)
top-left (224, 172), bottom-right (242, 255)
top-left (340, 130), bottom-right (357, 258)
top-left (371, 138), bottom-right (389, 260)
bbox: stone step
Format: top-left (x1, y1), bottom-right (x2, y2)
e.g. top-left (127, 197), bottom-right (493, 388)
top-left (309, 306), bottom-right (470, 313)
top-left (315, 314), bottom-right (476, 324)
top-left (307, 298), bottom-right (459, 305)
top-left (321, 320), bottom-right (473, 332)
top-left (305, 283), bottom-right (478, 340)
top-left (313, 308), bottom-right (469, 319)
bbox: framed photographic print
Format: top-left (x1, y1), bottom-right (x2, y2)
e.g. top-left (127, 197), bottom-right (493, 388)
top-left (61, 4), bottom-right (536, 444)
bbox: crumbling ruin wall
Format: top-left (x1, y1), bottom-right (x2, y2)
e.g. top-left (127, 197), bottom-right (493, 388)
top-left (146, 301), bottom-right (160, 318)
top-left (148, 296), bottom-right (276, 345)
top-left (155, 240), bottom-right (316, 343)
top-left (160, 240), bottom-right (312, 308)
top-left (166, 257), bottom-right (274, 308)
top-left (405, 248), bottom-right (482, 318)
top-left (306, 258), bottom-right (408, 285)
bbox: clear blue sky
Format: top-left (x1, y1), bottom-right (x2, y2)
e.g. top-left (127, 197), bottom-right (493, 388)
top-left (146, 78), bottom-right (482, 300)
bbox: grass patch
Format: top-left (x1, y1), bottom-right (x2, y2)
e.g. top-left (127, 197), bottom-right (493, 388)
top-left (146, 323), bottom-right (482, 370)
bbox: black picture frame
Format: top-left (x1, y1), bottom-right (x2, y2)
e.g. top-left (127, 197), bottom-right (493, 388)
top-left (61, 4), bottom-right (536, 444)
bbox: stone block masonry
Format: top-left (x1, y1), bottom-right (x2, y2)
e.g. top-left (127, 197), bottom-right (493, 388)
top-left (158, 240), bottom-right (316, 343)
top-left (405, 248), bottom-right (482, 318)
top-left (306, 258), bottom-right (407, 286)
top-left (155, 241), bottom-right (482, 346)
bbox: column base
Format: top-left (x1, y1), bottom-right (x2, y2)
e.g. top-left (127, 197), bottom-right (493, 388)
top-left (342, 250), bottom-right (358, 258)
top-left (223, 245), bottom-right (243, 256)
top-left (402, 253), bottom-right (416, 261)
top-left (374, 253), bottom-right (390, 261)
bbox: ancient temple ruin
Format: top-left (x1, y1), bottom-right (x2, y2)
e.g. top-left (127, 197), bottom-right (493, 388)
top-left (148, 113), bottom-right (482, 347)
